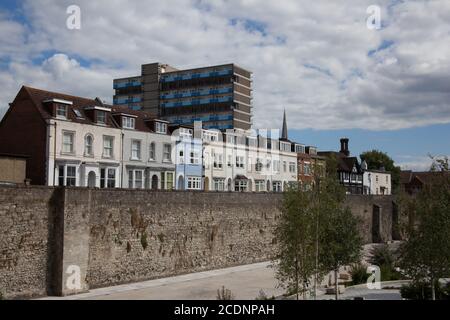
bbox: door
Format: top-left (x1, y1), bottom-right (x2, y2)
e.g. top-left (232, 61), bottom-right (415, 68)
top-left (88, 171), bottom-right (96, 188)
top-left (372, 205), bottom-right (382, 243)
top-left (204, 177), bottom-right (209, 191)
top-left (151, 175), bottom-right (159, 190)
top-left (178, 175), bottom-right (185, 190)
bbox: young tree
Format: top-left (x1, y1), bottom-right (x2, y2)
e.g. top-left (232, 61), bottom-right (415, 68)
top-left (273, 188), bottom-right (317, 300)
top-left (318, 156), bottom-right (363, 300)
top-left (399, 157), bottom-right (450, 300)
top-left (319, 204), bottom-right (363, 299)
top-left (360, 150), bottom-right (401, 192)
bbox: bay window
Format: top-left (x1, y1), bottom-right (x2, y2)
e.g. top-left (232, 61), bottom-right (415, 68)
top-left (128, 169), bottom-right (144, 189)
top-left (58, 165), bottom-right (77, 186)
top-left (213, 178), bottom-right (225, 191)
top-left (187, 177), bottom-right (202, 190)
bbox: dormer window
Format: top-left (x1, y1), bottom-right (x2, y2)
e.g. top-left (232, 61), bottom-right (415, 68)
top-left (295, 145), bottom-right (306, 154)
top-left (97, 111), bottom-right (106, 124)
top-left (155, 122), bottom-right (167, 134)
top-left (123, 116), bottom-right (135, 129)
top-left (280, 142), bottom-right (291, 152)
top-left (56, 105), bottom-right (68, 119)
top-left (44, 98), bottom-right (73, 119)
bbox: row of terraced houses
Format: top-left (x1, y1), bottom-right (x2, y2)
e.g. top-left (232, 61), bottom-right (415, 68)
top-left (0, 62), bottom-right (392, 195)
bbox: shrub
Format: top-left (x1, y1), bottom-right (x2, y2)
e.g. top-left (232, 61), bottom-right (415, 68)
top-left (400, 281), bottom-right (450, 300)
top-left (350, 264), bottom-right (369, 286)
top-left (380, 264), bottom-right (402, 281)
top-left (217, 286), bottom-right (234, 300)
top-left (370, 245), bottom-right (394, 267)
top-left (369, 245), bottom-right (405, 281)
top-left (255, 290), bottom-right (275, 300)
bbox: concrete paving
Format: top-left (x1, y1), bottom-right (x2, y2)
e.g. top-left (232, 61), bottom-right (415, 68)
top-left (39, 262), bottom-right (285, 300)
top-left (316, 288), bottom-right (402, 300)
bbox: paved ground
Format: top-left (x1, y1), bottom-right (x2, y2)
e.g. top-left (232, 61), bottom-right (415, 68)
top-left (38, 261), bottom-right (407, 300)
top-left (316, 288), bottom-right (402, 300)
top-left (39, 262), bottom-right (284, 300)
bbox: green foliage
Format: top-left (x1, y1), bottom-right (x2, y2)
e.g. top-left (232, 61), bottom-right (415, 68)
top-left (399, 161), bottom-right (450, 299)
top-left (255, 290), bottom-right (275, 300)
top-left (379, 264), bottom-right (402, 281)
top-left (368, 245), bottom-right (404, 281)
top-left (400, 281), bottom-right (450, 300)
top-left (360, 150), bottom-right (401, 192)
top-left (273, 188), bottom-right (317, 298)
top-left (274, 155), bottom-right (363, 300)
top-left (140, 232), bottom-right (148, 250)
top-left (349, 264), bottom-right (369, 286)
top-left (319, 206), bottom-right (363, 272)
top-left (216, 286), bottom-right (234, 300)
top-left (369, 245), bottom-right (394, 267)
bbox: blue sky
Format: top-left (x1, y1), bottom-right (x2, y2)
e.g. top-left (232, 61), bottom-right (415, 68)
top-left (289, 124), bottom-right (450, 170)
top-left (0, 0), bottom-right (449, 170)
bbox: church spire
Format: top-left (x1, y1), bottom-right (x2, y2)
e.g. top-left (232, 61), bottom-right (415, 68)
top-left (281, 109), bottom-right (288, 140)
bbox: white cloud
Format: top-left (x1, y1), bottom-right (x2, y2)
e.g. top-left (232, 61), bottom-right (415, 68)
top-left (396, 155), bottom-right (434, 172)
top-left (0, 53), bottom-right (115, 112)
top-left (1, 0), bottom-right (450, 132)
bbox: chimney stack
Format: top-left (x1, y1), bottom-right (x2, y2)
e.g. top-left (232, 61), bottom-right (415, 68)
top-left (340, 138), bottom-right (350, 156)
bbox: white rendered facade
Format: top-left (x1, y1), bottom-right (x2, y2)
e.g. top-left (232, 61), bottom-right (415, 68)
top-left (363, 170), bottom-right (392, 195)
top-left (46, 117), bottom-right (122, 188)
top-left (121, 119), bottom-right (175, 190)
top-left (202, 128), bottom-right (298, 192)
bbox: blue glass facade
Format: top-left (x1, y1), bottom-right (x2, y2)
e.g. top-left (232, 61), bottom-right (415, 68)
top-left (160, 87), bottom-right (233, 100)
top-left (113, 97), bottom-right (142, 105)
top-left (160, 68), bottom-right (233, 83)
top-left (113, 81), bottom-right (141, 89)
top-left (161, 96), bottom-right (233, 108)
top-left (168, 114), bottom-right (233, 124)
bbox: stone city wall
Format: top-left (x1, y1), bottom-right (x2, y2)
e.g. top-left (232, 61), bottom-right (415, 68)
top-left (0, 186), bottom-right (395, 299)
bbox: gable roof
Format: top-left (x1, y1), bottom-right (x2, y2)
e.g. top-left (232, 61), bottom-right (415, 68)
top-left (400, 171), bottom-right (448, 186)
top-left (11, 86), bottom-right (169, 134)
top-left (318, 151), bottom-right (362, 173)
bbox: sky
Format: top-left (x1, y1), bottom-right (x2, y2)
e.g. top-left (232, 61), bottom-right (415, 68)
top-left (0, 0), bottom-right (449, 170)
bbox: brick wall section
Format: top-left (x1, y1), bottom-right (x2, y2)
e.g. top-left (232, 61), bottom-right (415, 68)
top-left (0, 186), bottom-right (396, 298)
top-left (0, 88), bottom-right (48, 185)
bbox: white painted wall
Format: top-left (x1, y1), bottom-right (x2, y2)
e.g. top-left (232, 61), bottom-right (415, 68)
top-left (46, 119), bottom-right (122, 187)
top-left (363, 171), bottom-right (392, 195)
top-left (122, 128), bottom-right (175, 189)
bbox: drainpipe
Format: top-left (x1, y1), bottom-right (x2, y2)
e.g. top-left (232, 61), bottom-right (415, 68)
top-left (121, 131), bottom-right (124, 188)
top-left (53, 121), bottom-right (57, 186)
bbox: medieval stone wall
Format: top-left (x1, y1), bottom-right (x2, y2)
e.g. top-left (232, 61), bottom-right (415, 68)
top-left (0, 186), bottom-right (395, 299)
